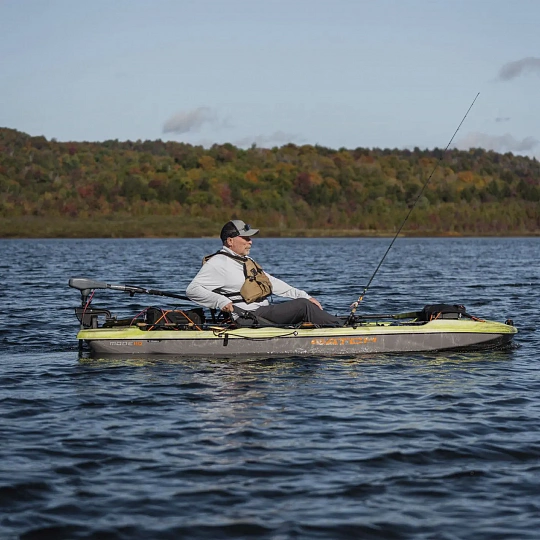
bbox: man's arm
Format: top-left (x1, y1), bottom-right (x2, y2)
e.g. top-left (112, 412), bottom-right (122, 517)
top-left (267, 273), bottom-right (311, 300)
top-left (267, 273), bottom-right (323, 309)
top-left (186, 262), bottom-right (233, 311)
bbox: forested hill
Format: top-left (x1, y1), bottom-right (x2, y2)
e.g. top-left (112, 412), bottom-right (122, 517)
top-left (1, 127), bottom-right (539, 237)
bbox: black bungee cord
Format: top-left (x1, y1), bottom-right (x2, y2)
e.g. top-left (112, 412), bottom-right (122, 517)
top-left (348, 92), bottom-right (480, 321)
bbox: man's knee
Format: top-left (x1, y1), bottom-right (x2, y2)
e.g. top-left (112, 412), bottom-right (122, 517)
top-left (293, 298), bottom-right (314, 316)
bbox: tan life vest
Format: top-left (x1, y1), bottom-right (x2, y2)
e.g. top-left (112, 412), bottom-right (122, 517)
top-left (202, 251), bottom-right (273, 304)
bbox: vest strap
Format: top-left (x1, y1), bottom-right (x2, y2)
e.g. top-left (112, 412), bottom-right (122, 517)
top-left (202, 250), bottom-right (273, 304)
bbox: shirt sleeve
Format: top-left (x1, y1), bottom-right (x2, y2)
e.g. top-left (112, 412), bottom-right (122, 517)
top-left (266, 272), bottom-right (311, 300)
top-left (186, 260), bottom-right (234, 310)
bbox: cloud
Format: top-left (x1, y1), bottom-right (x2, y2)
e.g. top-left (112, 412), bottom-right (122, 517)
top-left (163, 107), bottom-right (219, 134)
top-left (455, 132), bottom-right (539, 153)
top-left (498, 57), bottom-right (540, 81)
top-left (233, 131), bottom-right (303, 148)
top-left (495, 117), bottom-right (510, 123)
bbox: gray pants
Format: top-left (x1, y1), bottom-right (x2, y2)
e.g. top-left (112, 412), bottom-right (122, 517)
top-left (253, 298), bottom-right (343, 327)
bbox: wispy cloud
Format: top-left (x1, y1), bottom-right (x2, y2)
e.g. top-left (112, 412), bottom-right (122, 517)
top-left (163, 107), bottom-right (221, 134)
top-left (233, 131), bottom-right (303, 148)
top-left (497, 57), bottom-right (540, 81)
top-left (455, 132), bottom-right (539, 153)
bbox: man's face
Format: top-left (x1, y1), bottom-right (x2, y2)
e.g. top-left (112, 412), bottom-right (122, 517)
top-left (227, 235), bottom-right (253, 257)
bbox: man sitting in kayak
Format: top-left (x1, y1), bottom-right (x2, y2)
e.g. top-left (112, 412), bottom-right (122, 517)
top-left (186, 219), bottom-right (343, 327)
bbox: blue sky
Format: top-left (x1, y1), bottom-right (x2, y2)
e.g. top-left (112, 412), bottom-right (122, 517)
top-left (1, 0), bottom-right (539, 157)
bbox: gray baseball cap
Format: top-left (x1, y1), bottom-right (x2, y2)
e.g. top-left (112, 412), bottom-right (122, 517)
top-left (220, 220), bottom-right (259, 242)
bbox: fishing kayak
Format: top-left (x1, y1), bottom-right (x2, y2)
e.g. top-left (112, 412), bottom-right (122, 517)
top-left (76, 319), bottom-right (516, 356)
top-left (69, 278), bottom-right (517, 357)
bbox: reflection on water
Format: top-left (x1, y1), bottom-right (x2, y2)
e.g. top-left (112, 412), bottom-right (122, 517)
top-left (78, 348), bottom-right (517, 369)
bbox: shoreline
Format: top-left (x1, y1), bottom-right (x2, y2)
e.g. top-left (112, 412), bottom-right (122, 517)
top-left (1, 217), bottom-right (539, 239)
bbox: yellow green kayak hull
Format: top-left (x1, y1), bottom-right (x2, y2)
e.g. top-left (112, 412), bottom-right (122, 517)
top-left (77, 318), bottom-right (517, 357)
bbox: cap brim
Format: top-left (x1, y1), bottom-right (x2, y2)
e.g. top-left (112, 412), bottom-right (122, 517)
top-left (240, 228), bottom-right (259, 236)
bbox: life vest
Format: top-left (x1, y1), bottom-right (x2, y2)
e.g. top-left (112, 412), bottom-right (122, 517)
top-left (202, 250), bottom-right (273, 304)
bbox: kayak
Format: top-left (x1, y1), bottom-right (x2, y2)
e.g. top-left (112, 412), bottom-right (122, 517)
top-left (69, 278), bottom-right (518, 357)
top-left (76, 319), bottom-right (516, 356)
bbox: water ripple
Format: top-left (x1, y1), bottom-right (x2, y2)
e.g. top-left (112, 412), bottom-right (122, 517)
top-left (1, 238), bottom-right (539, 539)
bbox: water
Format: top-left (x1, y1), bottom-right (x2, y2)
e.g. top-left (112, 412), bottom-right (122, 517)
top-left (1, 237), bottom-right (539, 539)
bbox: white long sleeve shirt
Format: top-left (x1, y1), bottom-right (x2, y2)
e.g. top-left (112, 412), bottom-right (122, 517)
top-left (186, 247), bottom-right (311, 312)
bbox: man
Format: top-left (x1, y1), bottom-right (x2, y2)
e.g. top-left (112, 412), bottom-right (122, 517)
top-left (186, 219), bottom-right (343, 326)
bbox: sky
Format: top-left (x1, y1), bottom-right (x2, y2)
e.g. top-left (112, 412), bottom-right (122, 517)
top-left (1, 0), bottom-right (539, 157)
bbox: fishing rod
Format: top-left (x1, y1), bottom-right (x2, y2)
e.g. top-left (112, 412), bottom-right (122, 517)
top-left (349, 92), bottom-right (480, 319)
top-left (68, 277), bottom-right (191, 302)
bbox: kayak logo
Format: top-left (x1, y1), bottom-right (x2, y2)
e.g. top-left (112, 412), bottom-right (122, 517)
top-left (311, 337), bottom-right (377, 346)
top-left (108, 341), bottom-right (143, 346)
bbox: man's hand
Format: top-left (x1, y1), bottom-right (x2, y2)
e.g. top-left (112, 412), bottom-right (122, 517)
top-left (221, 302), bottom-right (234, 313)
top-left (309, 297), bottom-right (323, 310)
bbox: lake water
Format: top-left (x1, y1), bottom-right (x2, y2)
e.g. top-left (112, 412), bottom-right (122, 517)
top-left (1, 237), bottom-right (539, 539)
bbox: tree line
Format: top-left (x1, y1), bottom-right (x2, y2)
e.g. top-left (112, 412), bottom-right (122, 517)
top-left (1, 127), bottom-right (539, 237)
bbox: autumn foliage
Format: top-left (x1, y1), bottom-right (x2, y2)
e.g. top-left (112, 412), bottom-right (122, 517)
top-left (1, 127), bottom-right (539, 237)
